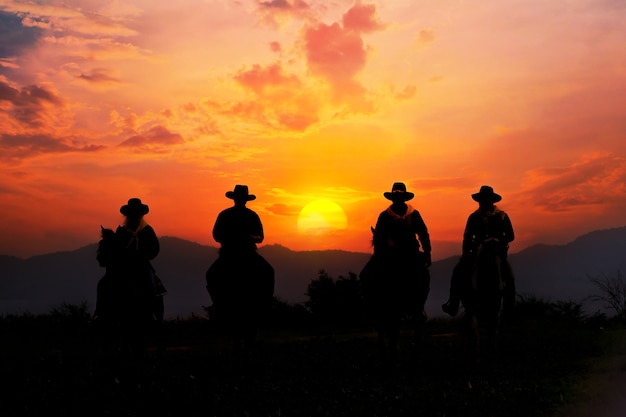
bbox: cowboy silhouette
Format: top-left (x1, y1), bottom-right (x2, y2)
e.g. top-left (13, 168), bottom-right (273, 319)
top-left (95, 198), bottom-right (162, 323)
top-left (442, 185), bottom-right (515, 317)
top-left (205, 185), bottom-right (274, 351)
top-left (364, 182), bottom-right (432, 356)
top-left (375, 182), bottom-right (432, 267)
top-left (93, 198), bottom-right (164, 383)
top-left (212, 185), bottom-right (265, 255)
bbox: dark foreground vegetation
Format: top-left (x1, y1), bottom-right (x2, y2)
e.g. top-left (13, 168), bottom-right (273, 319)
top-left (0, 297), bottom-right (621, 417)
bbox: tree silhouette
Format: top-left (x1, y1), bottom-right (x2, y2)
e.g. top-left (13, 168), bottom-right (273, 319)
top-left (305, 270), bottom-right (365, 325)
top-left (588, 271), bottom-right (626, 320)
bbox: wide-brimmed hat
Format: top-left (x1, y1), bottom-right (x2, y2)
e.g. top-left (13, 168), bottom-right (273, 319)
top-left (384, 182), bottom-right (414, 201)
top-left (120, 198), bottom-right (149, 216)
top-left (226, 184), bottom-right (256, 201)
top-left (471, 185), bottom-right (502, 203)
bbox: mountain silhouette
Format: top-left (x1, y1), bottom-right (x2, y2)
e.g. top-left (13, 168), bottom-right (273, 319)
top-left (0, 226), bottom-right (625, 318)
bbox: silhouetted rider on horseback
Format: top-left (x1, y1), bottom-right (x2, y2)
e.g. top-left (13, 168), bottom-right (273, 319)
top-left (205, 185), bottom-right (274, 351)
top-left (442, 185), bottom-right (515, 317)
top-left (374, 182), bottom-right (432, 319)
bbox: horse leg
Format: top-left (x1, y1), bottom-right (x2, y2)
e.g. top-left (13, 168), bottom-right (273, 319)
top-left (377, 327), bottom-right (386, 362)
top-left (388, 326), bottom-right (399, 365)
top-left (467, 315), bottom-right (481, 369)
top-left (484, 313), bottom-right (500, 369)
top-left (412, 309), bottom-right (427, 350)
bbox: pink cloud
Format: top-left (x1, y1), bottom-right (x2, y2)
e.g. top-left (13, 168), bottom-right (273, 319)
top-left (342, 2), bottom-right (385, 33)
top-left (231, 62), bottom-right (320, 131)
top-left (304, 22), bottom-right (365, 83)
top-left (301, 3), bottom-right (386, 109)
top-left (234, 63), bottom-right (302, 94)
top-left (269, 41), bottom-right (282, 53)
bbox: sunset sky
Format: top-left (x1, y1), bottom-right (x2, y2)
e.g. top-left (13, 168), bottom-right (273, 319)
top-left (1, 0), bottom-right (625, 259)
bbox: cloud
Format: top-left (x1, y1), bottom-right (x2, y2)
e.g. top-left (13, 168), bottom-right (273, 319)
top-left (301, 3), bottom-right (385, 110)
top-left (0, 79), bottom-right (64, 127)
top-left (304, 22), bottom-right (365, 84)
top-left (518, 154), bottom-right (626, 212)
top-left (234, 62), bottom-right (301, 94)
top-left (0, 1), bottom-right (137, 37)
top-left (269, 41), bottom-right (282, 53)
top-left (0, 11), bottom-right (44, 59)
top-left (255, 0), bottom-right (312, 27)
top-left (118, 125), bottom-right (185, 151)
top-left (0, 133), bottom-right (104, 160)
top-left (230, 62), bottom-right (320, 131)
top-left (77, 68), bottom-right (120, 84)
top-left (342, 2), bottom-right (385, 33)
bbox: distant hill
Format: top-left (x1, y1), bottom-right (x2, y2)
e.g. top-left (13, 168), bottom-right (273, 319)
top-left (1, 227), bottom-right (625, 318)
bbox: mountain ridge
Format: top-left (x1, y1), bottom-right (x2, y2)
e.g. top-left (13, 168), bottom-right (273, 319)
top-left (1, 226), bottom-right (625, 318)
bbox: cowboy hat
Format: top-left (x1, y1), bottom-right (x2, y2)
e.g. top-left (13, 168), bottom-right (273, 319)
top-left (384, 182), bottom-right (414, 201)
top-left (120, 198), bottom-right (150, 216)
top-left (471, 185), bottom-right (502, 203)
top-left (226, 184), bottom-right (256, 201)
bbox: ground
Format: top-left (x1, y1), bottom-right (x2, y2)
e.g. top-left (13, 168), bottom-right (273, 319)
top-left (0, 314), bottom-right (617, 417)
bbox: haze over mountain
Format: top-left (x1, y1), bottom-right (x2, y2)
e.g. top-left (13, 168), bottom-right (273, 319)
top-left (0, 226), bottom-right (625, 319)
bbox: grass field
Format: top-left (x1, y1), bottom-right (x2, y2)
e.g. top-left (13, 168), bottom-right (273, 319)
top-left (0, 305), bottom-right (619, 417)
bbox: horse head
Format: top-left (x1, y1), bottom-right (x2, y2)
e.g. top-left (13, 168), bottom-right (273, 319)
top-left (370, 226), bottom-right (391, 257)
top-left (97, 226), bottom-right (116, 267)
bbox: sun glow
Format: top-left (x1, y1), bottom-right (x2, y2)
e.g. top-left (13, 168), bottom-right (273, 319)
top-left (297, 199), bottom-right (348, 235)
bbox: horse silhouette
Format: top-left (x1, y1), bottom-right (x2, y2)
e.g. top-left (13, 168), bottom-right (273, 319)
top-left (205, 251), bottom-right (274, 352)
top-left (360, 227), bottom-right (430, 363)
top-left (93, 226), bottom-right (164, 355)
top-left (461, 238), bottom-right (504, 368)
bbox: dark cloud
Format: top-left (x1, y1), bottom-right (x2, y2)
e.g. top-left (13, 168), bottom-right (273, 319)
top-left (257, 0), bottom-right (309, 13)
top-left (0, 80), bottom-right (63, 126)
top-left (0, 133), bottom-right (105, 159)
top-left (0, 11), bottom-right (44, 58)
top-left (77, 68), bottom-right (120, 84)
top-left (119, 125), bottom-right (185, 149)
top-left (255, 0), bottom-right (311, 26)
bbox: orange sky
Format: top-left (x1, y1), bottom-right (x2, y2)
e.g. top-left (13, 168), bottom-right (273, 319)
top-left (1, 0), bottom-right (625, 259)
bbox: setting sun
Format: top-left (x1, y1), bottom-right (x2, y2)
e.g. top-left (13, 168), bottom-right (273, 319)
top-left (297, 200), bottom-right (348, 235)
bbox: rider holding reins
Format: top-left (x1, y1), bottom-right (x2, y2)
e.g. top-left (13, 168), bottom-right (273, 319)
top-left (442, 185), bottom-right (515, 317)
